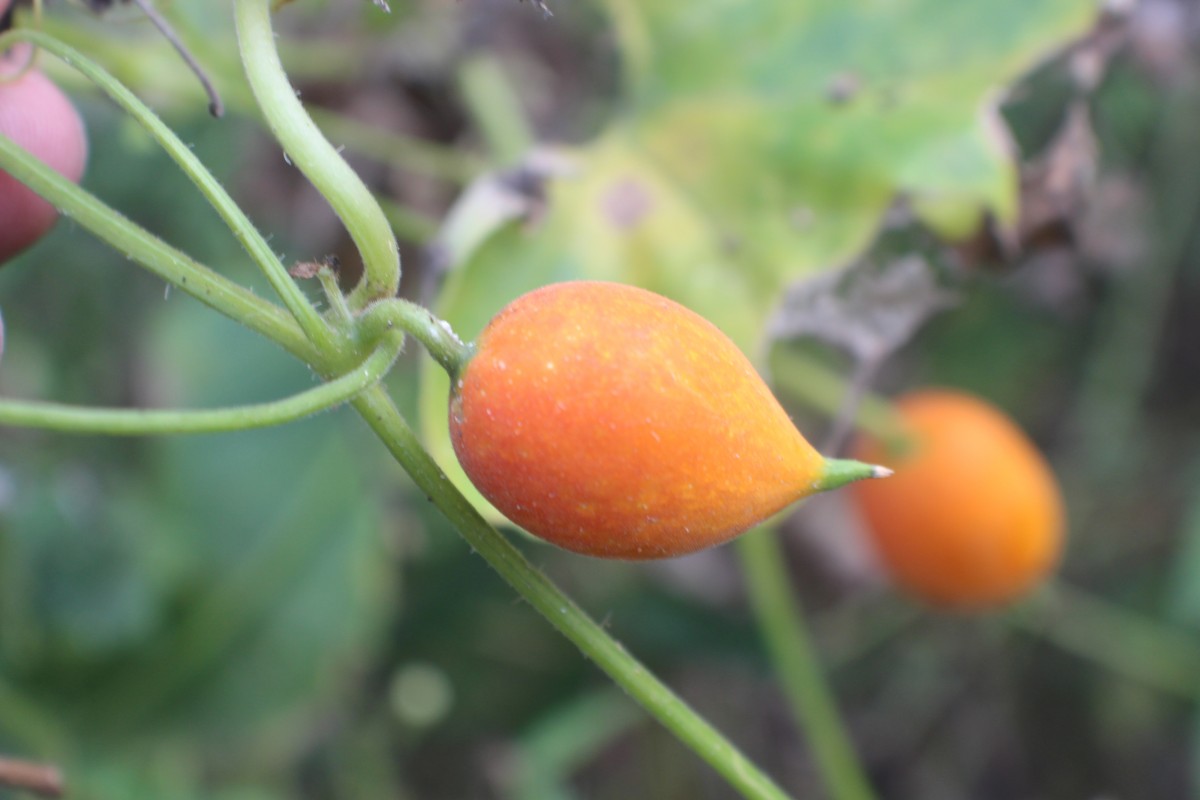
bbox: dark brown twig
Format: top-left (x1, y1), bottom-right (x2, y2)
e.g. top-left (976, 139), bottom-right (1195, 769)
top-left (126, 0), bottom-right (224, 117)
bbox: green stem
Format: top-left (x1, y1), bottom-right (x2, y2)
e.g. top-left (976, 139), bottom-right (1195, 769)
top-left (349, 384), bottom-right (792, 800)
top-left (0, 132), bottom-right (319, 365)
top-left (310, 108), bottom-right (484, 185)
top-left (1064, 78), bottom-right (1200, 518)
top-left (0, 29), bottom-right (343, 355)
top-left (234, 0), bottom-right (400, 310)
top-left (737, 531), bottom-right (877, 800)
top-left (357, 298), bottom-right (472, 379)
top-left (318, 267), bottom-right (355, 327)
top-left (597, 0), bottom-right (650, 100)
top-left (1008, 579), bottom-right (1200, 702)
top-left (457, 55), bottom-right (535, 166)
top-left (0, 336), bottom-right (401, 435)
top-left (377, 197), bottom-right (441, 244)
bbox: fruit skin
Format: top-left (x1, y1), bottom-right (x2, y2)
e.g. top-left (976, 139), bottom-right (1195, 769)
top-left (850, 389), bottom-right (1065, 609)
top-left (0, 63), bottom-right (89, 262)
top-left (449, 281), bottom-right (832, 560)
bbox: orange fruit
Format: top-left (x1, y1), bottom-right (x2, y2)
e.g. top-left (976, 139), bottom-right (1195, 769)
top-left (851, 389), bottom-right (1065, 608)
top-left (449, 281), bottom-right (881, 559)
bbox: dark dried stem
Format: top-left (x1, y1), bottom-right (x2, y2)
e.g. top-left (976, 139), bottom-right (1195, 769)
top-left (822, 355), bottom-right (883, 456)
top-left (127, 0), bottom-right (224, 117)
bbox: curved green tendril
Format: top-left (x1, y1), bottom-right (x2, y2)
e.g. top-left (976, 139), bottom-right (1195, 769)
top-left (0, 336), bottom-right (402, 435)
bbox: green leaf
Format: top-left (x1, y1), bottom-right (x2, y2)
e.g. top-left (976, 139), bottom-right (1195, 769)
top-left (0, 478), bottom-right (167, 665)
top-left (0, 302), bottom-right (396, 767)
top-left (621, 0), bottom-right (1095, 262)
top-left (97, 303), bottom-right (395, 750)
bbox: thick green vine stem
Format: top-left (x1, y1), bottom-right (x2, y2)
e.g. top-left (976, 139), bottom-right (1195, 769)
top-left (737, 532), bottom-right (878, 800)
top-left (0, 28), bottom-right (344, 357)
top-left (0, 336), bottom-right (402, 436)
top-left (233, 0), bottom-right (400, 310)
top-left (349, 385), bottom-right (792, 800)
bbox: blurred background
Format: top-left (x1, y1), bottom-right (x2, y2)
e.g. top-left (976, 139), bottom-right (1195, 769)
top-left (1, 0), bottom-right (1199, 798)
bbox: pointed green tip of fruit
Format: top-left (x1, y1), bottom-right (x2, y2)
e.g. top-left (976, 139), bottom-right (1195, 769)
top-left (814, 458), bottom-right (893, 493)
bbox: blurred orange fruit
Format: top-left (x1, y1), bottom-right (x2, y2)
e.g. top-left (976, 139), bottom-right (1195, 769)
top-left (851, 389), bottom-right (1065, 608)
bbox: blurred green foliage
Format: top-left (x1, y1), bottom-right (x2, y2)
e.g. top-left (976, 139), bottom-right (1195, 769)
top-left (2, 1), bottom-right (1200, 799)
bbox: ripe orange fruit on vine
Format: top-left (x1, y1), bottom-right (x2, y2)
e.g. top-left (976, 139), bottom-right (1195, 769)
top-left (850, 389), bottom-right (1065, 608)
top-left (449, 281), bottom-right (885, 559)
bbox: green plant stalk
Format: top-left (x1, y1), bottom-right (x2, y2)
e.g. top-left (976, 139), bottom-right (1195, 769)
top-left (597, 0), bottom-right (650, 100)
top-left (310, 108), bottom-right (484, 185)
top-left (0, 29), bottom-right (342, 356)
top-left (0, 337), bottom-right (401, 435)
top-left (1065, 78), bottom-right (1200, 514)
top-left (318, 267), bottom-right (355, 327)
top-left (737, 531), bottom-right (877, 800)
top-left (234, 0), bottom-right (399, 310)
top-left (0, 132), bottom-right (319, 365)
top-left (457, 55), bottom-right (535, 166)
top-left (349, 384), bottom-right (793, 800)
top-left (1008, 579), bottom-right (1200, 702)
